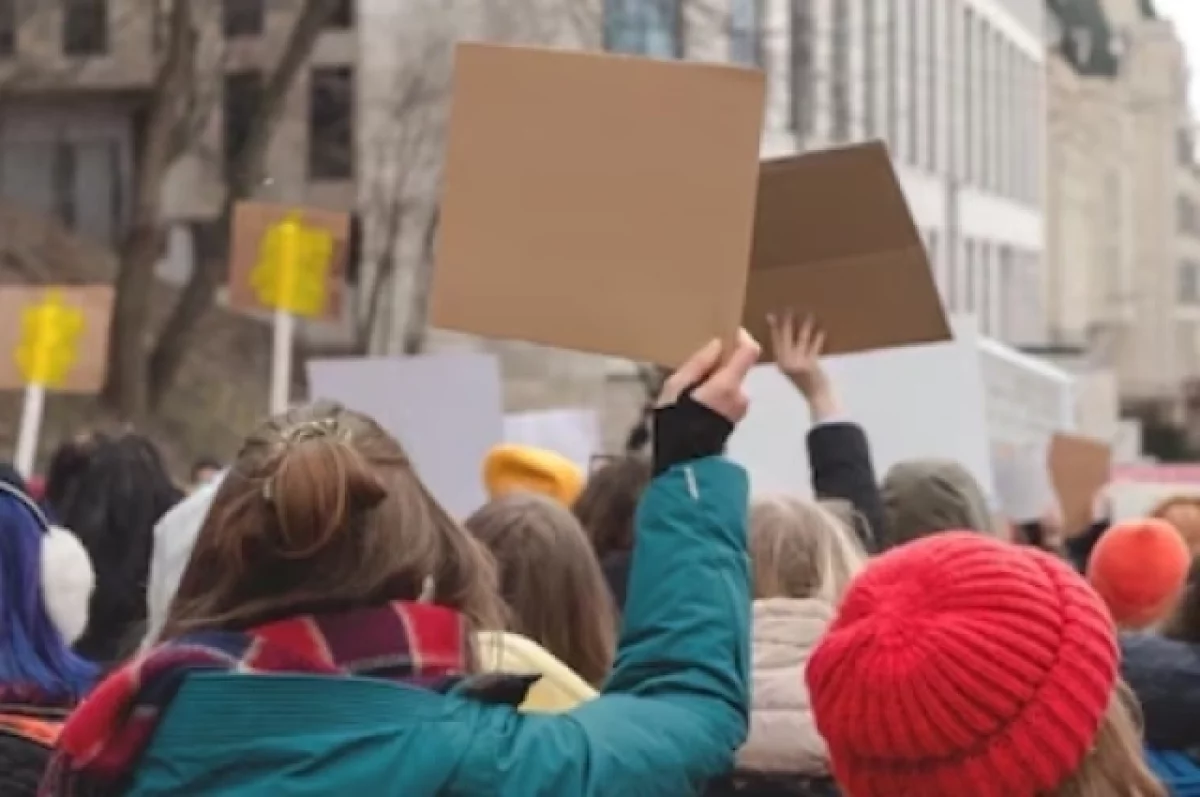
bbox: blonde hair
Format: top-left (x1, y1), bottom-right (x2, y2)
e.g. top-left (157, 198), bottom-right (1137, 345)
top-left (1151, 495), bottom-right (1200, 554)
top-left (1053, 682), bottom-right (1166, 797)
top-left (163, 402), bottom-right (505, 652)
top-left (749, 495), bottom-right (866, 604)
top-left (466, 492), bottom-right (616, 687)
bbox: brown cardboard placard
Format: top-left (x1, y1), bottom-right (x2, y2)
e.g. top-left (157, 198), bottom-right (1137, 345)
top-left (430, 42), bottom-right (766, 367)
top-left (1049, 432), bottom-right (1112, 537)
top-left (0, 285), bottom-right (114, 393)
top-left (744, 142), bottom-right (951, 359)
top-left (227, 201), bottom-right (350, 320)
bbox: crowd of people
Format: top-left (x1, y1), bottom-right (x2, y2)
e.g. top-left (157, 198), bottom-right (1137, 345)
top-left (0, 313), bottom-right (1198, 795)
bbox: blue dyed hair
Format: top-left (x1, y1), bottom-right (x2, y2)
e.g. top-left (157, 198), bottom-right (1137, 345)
top-left (0, 490), bottom-right (96, 702)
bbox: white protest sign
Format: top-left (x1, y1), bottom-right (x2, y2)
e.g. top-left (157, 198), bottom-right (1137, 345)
top-left (992, 441), bottom-right (1056, 522)
top-left (307, 352), bottom-right (504, 518)
top-left (503, 408), bottom-right (600, 472)
top-left (727, 318), bottom-right (994, 501)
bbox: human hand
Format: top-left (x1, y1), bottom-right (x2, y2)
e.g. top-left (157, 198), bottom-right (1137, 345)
top-left (767, 311), bottom-right (839, 420)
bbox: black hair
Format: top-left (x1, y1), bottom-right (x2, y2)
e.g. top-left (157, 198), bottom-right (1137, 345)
top-left (48, 433), bottom-right (183, 664)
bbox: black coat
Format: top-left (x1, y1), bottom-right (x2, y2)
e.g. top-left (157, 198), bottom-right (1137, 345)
top-left (1121, 632), bottom-right (1200, 750)
top-left (806, 422), bottom-right (885, 554)
top-left (705, 773), bottom-right (840, 797)
top-left (0, 708), bottom-right (66, 797)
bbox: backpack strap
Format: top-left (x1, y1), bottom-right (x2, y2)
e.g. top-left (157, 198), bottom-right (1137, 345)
top-left (0, 711), bottom-right (63, 747)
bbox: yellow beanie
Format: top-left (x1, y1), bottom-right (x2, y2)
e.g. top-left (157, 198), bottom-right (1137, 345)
top-left (483, 445), bottom-right (584, 507)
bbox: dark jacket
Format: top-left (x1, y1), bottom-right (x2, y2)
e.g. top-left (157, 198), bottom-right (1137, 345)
top-left (1066, 518), bottom-right (1109, 573)
top-left (807, 422), bottom-right (884, 553)
top-left (705, 773), bottom-right (839, 797)
top-left (0, 707), bottom-right (65, 796)
top-left (1121, 633), bottom-right (1200, 750)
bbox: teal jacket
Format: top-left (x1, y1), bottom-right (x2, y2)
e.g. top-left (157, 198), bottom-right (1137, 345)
top-left (126, 457), bottom-right (751, 796)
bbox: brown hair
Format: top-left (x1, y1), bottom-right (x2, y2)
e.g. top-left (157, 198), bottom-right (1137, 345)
top-left (750, 496), bottom-right (865, 603)
top-left (1052, 682), bottom-right (1165, 797)
top-left (1152, 495), bottom-right (1200, 554)
top-left (573, 455), bottom-right (652, 559)
top-left (466, 493), bottom-right (616, 686)
top-left (162, 402), bottom-right (504, 647)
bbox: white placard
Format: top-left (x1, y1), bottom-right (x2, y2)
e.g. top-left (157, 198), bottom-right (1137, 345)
top-left (992, 441), bottom-right (1055, 522)
top-left (727, 319), bottom-right (994, 501)
top-left (307, 352), bottom-right (504, 518)
top-left (503, 408), bottom-right (600, 472)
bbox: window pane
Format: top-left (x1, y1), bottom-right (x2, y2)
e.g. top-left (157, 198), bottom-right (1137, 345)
top-left (605, 0), bottom-right (681, 58)
top-left (328, 0), bottom-right (354, 28)
top-left (791, 0), bottom-right (815, 137)
top-left (862, 0), bottom-right (876, 137)
top-left (927, 0), bottom-right (938, 170)
top-left (223, 0), bottom-right (264, 38)
top-left (906, 0), bottom-right (918, 164)
top-left (830, 0), bottom-right (850, 141)
top-left (0, 0), bottom-right (14, 57)
top-left (309, 66), bottom-right (355, 180)
top-left (964, 8), bottom-right (974, 184)
top-left (63, 0), bottom-right (108, 56)
top-left (224, 71), bottom-right (264, 177)
top-left (886, 0), bottom-right (898, 147)
top-left (730, 0), bottom-right (761, 66)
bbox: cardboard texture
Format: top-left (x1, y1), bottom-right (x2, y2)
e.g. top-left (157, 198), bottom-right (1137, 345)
top-left (0, 285), bottom-right (113, 393)
top-left (744, 142), bottom-right (951, 359)
top-left (1049, 433), bottom-right (1112, 537)
top-left (228, 201), bottom-right (350, 320)
top-left (431, 42), bottom-right (766, 366)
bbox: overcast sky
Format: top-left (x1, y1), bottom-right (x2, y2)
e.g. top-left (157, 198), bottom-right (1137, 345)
top-left (1157, 0), bottom-right (1198, 116)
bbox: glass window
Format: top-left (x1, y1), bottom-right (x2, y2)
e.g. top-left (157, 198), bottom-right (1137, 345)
top-left (1180, 261), bottom-right (1200, 304)
top-left (791, 0), bottom-right (815, 137)
top-left (964, 8), bottom-right (975, 184)
top-left (0, 0), bottom-right (14, 57)
top-left (224, 71), bottom-right (263, 178)
top-left (604, 0), bottom-right (682, 59)
top-left (906, 0), bottom-right (919, 164)
top-left (862, 0), bottom-right (876, 137)
top-left (885, 0), bottom-right (898, 147)
top-left (222, 0), bottom-right (264, 38)
top-left (328, 0), bottom-right (354, 28)
top-left (830, 0), bottom-right (850, 141)
top-left (63, 0), bottom-right (108, 56)
top-left (308, 66), bottom-right (355, 180)
top-left (730, 0), bottom-right (762, 66)
top-left (926, 0), bottom-right (938, 170)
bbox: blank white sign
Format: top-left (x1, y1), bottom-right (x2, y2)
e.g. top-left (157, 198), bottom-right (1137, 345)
top-left (503, 408), bottom-right (601, 472)
top-left (306, 352), bottom-right (504, 519)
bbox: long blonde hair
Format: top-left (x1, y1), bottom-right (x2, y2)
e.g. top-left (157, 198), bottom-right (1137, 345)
top-left (466, 492), bottom-right (616, 686)
top-left (1052, 682), bottom-right (1165, 797)
top-left (749, 495), bottom-right (866, 604)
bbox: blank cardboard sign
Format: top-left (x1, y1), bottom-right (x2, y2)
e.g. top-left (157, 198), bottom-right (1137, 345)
top-left (431, 42), bottom-right (766, 367)
top-left (1049, 433), bottom-right (1112, 537)
top-left (0, 285), bottom-right (114, 393)
top-left (744, 142), bottom-right (951, 359)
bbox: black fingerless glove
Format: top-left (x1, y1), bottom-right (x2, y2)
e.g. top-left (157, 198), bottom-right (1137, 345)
top-left (652, 392), bottom-right (734, 476)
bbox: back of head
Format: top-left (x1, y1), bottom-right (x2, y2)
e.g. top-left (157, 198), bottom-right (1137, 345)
top-left (482, 445), bottom-right (584, 507)
top-left (573, 455), bottom-right (652, 559)
top-left (0, 488), bottom-right (95, 703)
top-left (807, 532), bottom-right (1120, 797)
top-left (53, 433), bottom-right (183, 662)
top-left (1151, 496), bottom-right (1200, 554)
top-left (880, 458), bottom-right (993, 547)
top-left (749, 495), bottom-right (865, 604)
top-left (1087, 518), bottom-right (1191, 630)
top-left (163, 402), bottom-right (503, 643)
top-left (466, 492), bottom-right (615, 686)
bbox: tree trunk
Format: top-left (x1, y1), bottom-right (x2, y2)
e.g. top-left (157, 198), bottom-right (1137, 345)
top-left (401, 207), bottom-right (439, 355)
top-left (102, 0), bottom-right (196, 420)
top-left (147, 0), bottom-right (344, 408)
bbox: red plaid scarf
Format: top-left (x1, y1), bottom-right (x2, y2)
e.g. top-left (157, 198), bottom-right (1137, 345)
top-left (40, 601), bottom-right (467, 796)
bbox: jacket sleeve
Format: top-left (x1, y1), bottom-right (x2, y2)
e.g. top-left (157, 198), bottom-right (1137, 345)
top-left (806, 422), bottom-right (884, 552)
top-left (452, 457), bottom-right (751, 796)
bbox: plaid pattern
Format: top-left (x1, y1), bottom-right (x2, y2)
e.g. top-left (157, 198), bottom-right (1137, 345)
top-left (40, 601), bottom-right (467, 796)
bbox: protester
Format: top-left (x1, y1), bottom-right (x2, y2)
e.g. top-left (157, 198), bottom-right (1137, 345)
top-left (0, 482), bottom-right (96, 796)
top-left (1087, 518), bottom-right (1191, 630)
top-left (807, 532), bottom-right (1164, 797)
top-left (189, 457), bottom-right (222, 493)
top-left (483, 445), bottom-right (584, 507)
top-left (49, 433), bottom-right (183, 665)
top-left (43, 332), bottom-right (761, 796)
top-left (467, 491), bottom-right (615, 689)
top-left (879, 458), bottom-right (994, 547)
top-left (708, 496), bottom-right (864, 797)
top-left (573, 453), bottom-right (652, 611)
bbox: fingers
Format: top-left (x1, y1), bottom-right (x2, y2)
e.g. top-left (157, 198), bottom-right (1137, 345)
top-left (659, 338), bottom-right (721, 406)
top-left (716, 328), bottom-right (762, 383)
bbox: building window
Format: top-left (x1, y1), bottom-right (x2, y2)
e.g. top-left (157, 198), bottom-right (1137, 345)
top-left (224, 71), bottom-right (263, 177)
top-left (309, 66), bottom-right (354, 180)
top-left (885, 0), bottom-right (898, 148)
top-left (1181, 196), bottom-right (1200, 238)
top-left (790, 0), bottom-right (815, 138)
top-left (604, 0), bottom-right (682, 59)
top-left (862, 0), bottom-right (877, 137)
top-left (63, 0), bottom-right (109, 56)
top-left (980, 24), bottom-right (993, 192)
top-left (222, 0), bottom-right (264, 38)
top-left (927, 228), bottom-right (941, 289)
top-left (729, 0), bottom-right (762, 66)
top-left (906, 0), bottom-right (919, 165)
top-left (0, 0), bottom-right (14, 57)
top-left (926, 0), bottom-right (938, 171)
top-left (327, 0), bottom-right (354, 29)
top-left (1180, 261), bottom-right (1200, 304)
top-left (830, 0), bottom-right (850, 141)
top-left (52, 142), bottom-right (77, 229)
top-left (980, 243), bottom-right (993, 334)
top-left (964, 239), bottom-right (977, 312)
top-left (964, 7), bottom-right (975, 185)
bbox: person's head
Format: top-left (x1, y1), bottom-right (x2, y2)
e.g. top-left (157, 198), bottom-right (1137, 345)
top-left (807, 532), bottom-right (1160, 797)
top-left (162, 402), bottom-right (503, 651)
top-left (43, 431), bottom-right (107, 516)
top-left (1151, 495), bottom-right (1200, 554)
top-left (466, 492), bottom-right (616, 686)
top-left (190, 457), bottom-right (222, 490)
top-left (0, 484), bottom-right (96, 702)
top-left (573, 455), bottom-right (652, 559)
top-left (749, 495), bottom-right (865, 604)
top-left (52, 433), bottom-right (183, 660)
top-left (1087, 518), bottom-right (1191, 630)
top-left (483, 445), bottom-right (584, 507)
top-left (1163, 557), bottom-right (1200, 643)
top-left (880, 458), bottom-right (994, 548)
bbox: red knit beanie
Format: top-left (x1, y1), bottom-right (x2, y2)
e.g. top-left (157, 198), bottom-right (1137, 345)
top-left (1087, 518), bottom-right (1191, 629)
top-left (807, 532), bottom-right (1118, 797)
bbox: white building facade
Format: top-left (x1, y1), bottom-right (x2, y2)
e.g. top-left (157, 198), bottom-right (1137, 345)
top-left (607, 0), bottom-right (1049, 345)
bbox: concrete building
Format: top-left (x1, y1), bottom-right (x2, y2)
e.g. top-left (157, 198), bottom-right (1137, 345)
top-left (1044, 0), bottom-right (1196, 422)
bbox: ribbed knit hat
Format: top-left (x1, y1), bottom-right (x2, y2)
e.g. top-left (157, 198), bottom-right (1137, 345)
top-left (482, 445), bottom-right (584, 507)
top-left (1087, 518), bottom-right (1191, 629)
top-left (807, 532), bottom-right (1118, 797)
